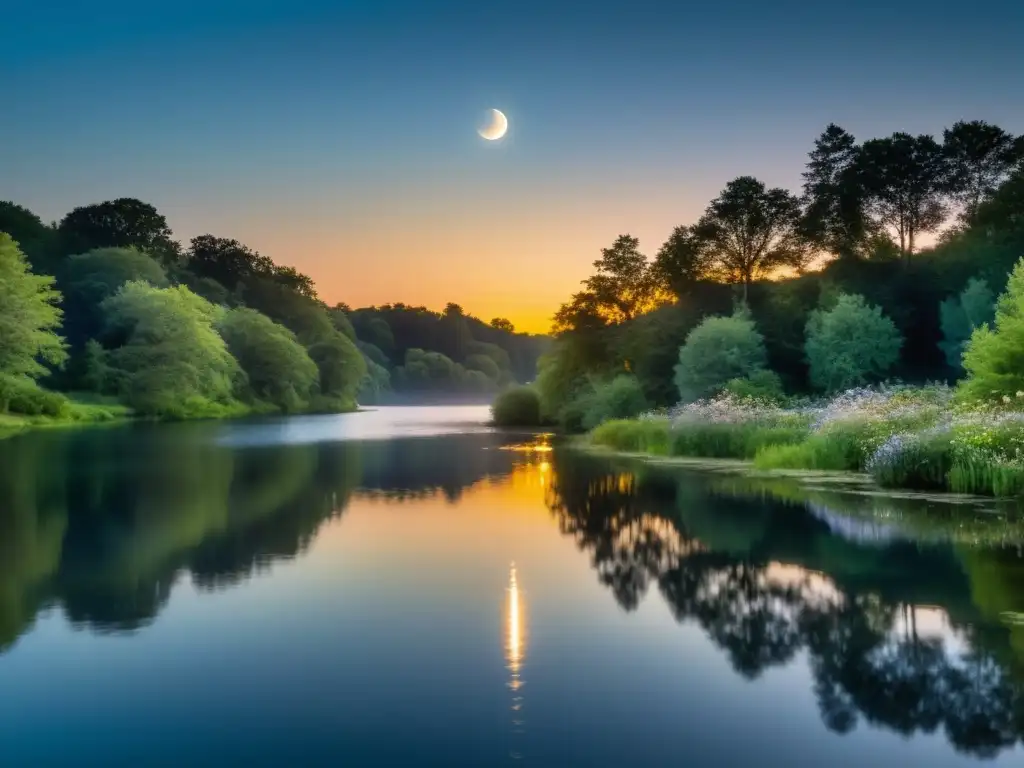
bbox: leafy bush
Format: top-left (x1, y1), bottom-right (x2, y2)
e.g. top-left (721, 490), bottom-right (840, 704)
top-left (0, 234), bottom-right (67, 379)
top-left (218, 307), bottom-right (319, 412)
top-left (674, 308), bottom-right (767, 402)
top-left (805, 294), bottom-right (901, 392)
top-left (721, 369), bottom-right (785, 403)
top-left (959, 258), bottom-right (1024, 403)
top-left (0, 374), bottom-right (70, 417)
top-left (578, 375), bottom-right (649, 430)
top-left (100, 281), bottom-right (242, 416)
top-left (491, 385), bottom-right (543, 426)
top-left (939, 277), bottom-right (995, 370)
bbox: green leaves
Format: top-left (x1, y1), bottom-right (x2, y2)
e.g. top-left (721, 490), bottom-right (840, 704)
top-left (674, 309), bottom-right (768, 402)
top-left (0, 234), bottom-right (67, 379)
top-left (805, 294), bottom-right (901, 391)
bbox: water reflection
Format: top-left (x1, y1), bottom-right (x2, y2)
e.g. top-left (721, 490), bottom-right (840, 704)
top-left (545, 454), bottom-right (1024, 758)
top-left (506, 562), bottom-right (526, 759)
top-left (3, 421), bottom-right (1024, 760)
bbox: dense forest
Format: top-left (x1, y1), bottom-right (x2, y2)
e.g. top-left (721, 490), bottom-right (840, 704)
top-left (509, 119), bottom-right (1024, 428)
top-left (0, 198), bottom-right (547, 422)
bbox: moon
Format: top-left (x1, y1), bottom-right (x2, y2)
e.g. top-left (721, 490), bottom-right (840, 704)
top-left (478, 109), bottom-right (508, 141)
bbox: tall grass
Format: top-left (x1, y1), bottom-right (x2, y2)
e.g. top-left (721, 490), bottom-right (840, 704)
top-left (587, 385), bottom-right (1024, 497)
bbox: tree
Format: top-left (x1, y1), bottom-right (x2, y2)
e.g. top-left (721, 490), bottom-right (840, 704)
top-left (184, 235), bottom-right (273, 292)
top-left (693, 177), bottom-right (807, 299)
top-left (942, 121), bottom-right (1023, 224)
top-left (801, 124), bottom-right (871, 261)
top-left (939, 278), bottom-right (995, 370)
top-left (805, 294), bottom-right (901, 391)
top-left (307, 332), bottom-right (366, 406)
top-left (857, 134), bottom-right (948, 260)
top-left (959, 259), bottom-right (1024, 402)
top-left (557, 234), bottom-right (660, 329)
top-left (330, 305), bottom-right (358, 341)
top-left (0, 202), bottom-right (56, 272)
top-left (100, 282), bottom-right (241, 415)
top-left (0, 233), bottom-right (67, 379)
top-left (674, 308), bottom-right (768, 401)
top-left (58, 198), bottom-right (179, 264)
top-left (218, 308), bottom-right (319, 412)
top-left (60, 247), bottom-right (170, 362)
top-left (491, 317), bottom-right (515, 333)
top-left (653, 225), bottom-right (716, 299)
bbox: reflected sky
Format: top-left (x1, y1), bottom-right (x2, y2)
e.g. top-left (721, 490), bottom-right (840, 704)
top-left (0, 410), bottom-right (1023, 765)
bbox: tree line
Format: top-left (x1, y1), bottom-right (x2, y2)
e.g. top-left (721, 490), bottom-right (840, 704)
top-left (532, 119), bottom-right (1024, 425)
top-left (0, 197), bottom-right (547, 419)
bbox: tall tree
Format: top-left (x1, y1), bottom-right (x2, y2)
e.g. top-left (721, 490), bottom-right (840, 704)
top-left (58, 198), bottom-right (179, 264)
top-left (0, 202), bottom-right (56, 272)
top-left (801, 124), bottom-right (870, 260)
top-left (856, 133), bottom-right (948, 260)
top-left (653, 225), bottom-right (716, 299)
top-left (0, 234), bottom-right (67, 379)
top-left (942, 120), bottom-right (1023, 224)
top-left (693, 177), bottom-right (807, 300)
top-left (490, 317), bottom-right (515, 333)
top-left (556, 235), bottom-right (659, 331)
top-left (184, 235), bottom-right (274, 292)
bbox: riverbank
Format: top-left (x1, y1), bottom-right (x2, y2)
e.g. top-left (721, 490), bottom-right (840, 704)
top-left (586, 386), bottom-right (1024, 498)
top-left (0, 392), bottom-right (362, 439)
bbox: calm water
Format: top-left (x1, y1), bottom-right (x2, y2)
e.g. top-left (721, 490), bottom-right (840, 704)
top-left (2, 406), bottom-right (1024, 766)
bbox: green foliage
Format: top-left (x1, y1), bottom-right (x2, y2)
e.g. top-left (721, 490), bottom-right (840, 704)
top-left (466, 353), bottom-right (501, 381)
top-left (753, 430), bottom-right (865, 471)
top-left (939, 278), bottom-right (995, 370)
top-left (672, 422), bottom-right (807, 460)
top-left (805, 294), bottom-right (901, 391)
top-left (590, 418), bottom-right (671, 455)
top-left (0, 234), bottom-right (67, 379)
top-left (576, 375), bottom-right (649, 431)
top-left (722, 370), bottom-right (785, 403)
top-left (100, 282), bottom-right (241, 416)
top-left (0, 375), bottom-right (70, 417)
top-left (959, 259), bottom-right (1024, 403)
top-left (358, 358), bottom-right (391, 404)
top-left (692, 176), bottom-right (808, 294)
top-left (218, 308), bottom-right (319, 412)
top-left (308, 332), bottom-right (366, 404)
top-left (491, 385), bottom-right (543, 427)
top-left (674, 308), bottom-right (767, 402)
top-left (58, 198), bottom-right (179, 264)
top-left (868, 432), bottom-right (954, 490)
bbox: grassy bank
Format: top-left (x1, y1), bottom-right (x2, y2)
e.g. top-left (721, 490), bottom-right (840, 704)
top-left (588, 386), bottom-right (1024, 497)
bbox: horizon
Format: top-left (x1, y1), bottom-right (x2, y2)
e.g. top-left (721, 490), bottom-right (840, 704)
top-left (5, 0), bottom-right (1024, 334)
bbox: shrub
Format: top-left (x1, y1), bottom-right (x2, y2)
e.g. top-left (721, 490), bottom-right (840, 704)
top-left (674, 307), bottom-right (767, 402)
top-left (218, 307), bottom-right (319, 412)
top-left (578, 375), bottom-right (649, 430)
top-left (491, 385), bottom-right (543, 427)
top-left (939, 277), bottom-right (995, 370)
top-left (0, 374), bottom-right (70, 417)
top-left (805, 294), bottom-right (901, 392)
top-left (959, 258), bottom-right (1024, 403)
top-left (591, 418), bottom-right (671, 455)
top-left (721, 370), bottom-right (785, 403)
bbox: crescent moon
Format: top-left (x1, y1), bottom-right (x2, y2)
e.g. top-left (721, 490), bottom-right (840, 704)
top-left (478, 109), bottom-right (508, 141)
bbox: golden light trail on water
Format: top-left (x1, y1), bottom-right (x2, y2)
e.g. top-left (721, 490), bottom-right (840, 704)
top-left (505, 561), bottom-right (526, 759)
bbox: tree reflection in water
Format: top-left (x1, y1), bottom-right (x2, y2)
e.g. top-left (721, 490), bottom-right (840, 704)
top-left (545, 452), bottom-right (1024, 758)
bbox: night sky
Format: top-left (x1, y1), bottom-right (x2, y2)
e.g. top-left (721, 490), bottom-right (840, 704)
top-left (4, 0), bottom-right (1023, 332)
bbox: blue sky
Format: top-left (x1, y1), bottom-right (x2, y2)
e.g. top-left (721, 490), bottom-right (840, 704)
top-left (3, 0), bottom-right (1023, 329)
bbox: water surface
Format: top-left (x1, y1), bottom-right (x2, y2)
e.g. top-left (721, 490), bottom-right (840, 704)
top-left (1, 406), bottom-right (1023, 766)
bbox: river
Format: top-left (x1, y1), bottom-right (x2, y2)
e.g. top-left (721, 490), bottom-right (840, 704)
top-left (0, 405), bottom-right (1022, 766)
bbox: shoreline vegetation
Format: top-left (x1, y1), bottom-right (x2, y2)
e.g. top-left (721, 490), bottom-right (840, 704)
top-left (1, 196), bottom-right (546, 435)
top-left (491, 118), bottom-right (1024, 505)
